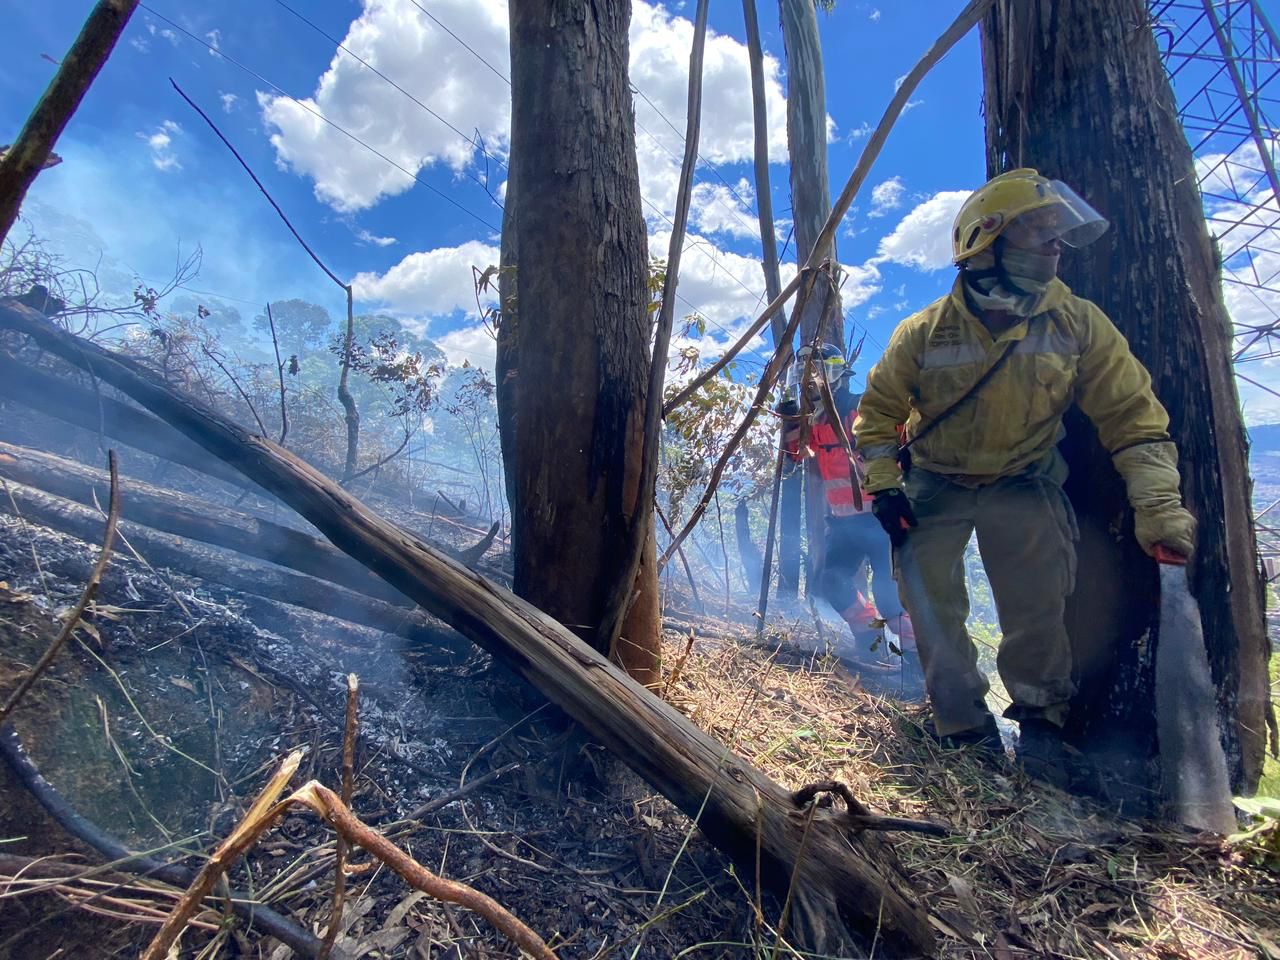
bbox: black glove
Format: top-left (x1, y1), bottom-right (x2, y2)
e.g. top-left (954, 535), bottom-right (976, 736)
top-left (871, 489), bottom-right (917, 547)
top-left (776, 398), bottom-right (800, 418)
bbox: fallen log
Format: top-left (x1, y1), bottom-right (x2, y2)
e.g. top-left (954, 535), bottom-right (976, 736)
top-left (0, 479), bottom-right (463, 655)
top-left (0, 439), bottom-right (412, 608)
top-left (0, 354), bottom-right (256, 492)
top-left (0, 300), bottom-right (936, 956)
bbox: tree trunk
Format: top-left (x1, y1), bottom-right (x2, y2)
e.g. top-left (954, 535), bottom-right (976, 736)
top-left (337, 285), bottom-right (360, 482)
top-left (980, 0), bottom-right (1271, 793)
top-left (779, 0), bottom-right (842, 595)
top-left (0, 439), bottom-right (412, 608)
top-left (744, 0), bottom-right (802, 601)
top-left (0, 479), bottom-right (459, 653)
top-left (0, 300), bottom-right (937, 957)
top-left (0, 354), bottom-right (257, 492)
top-left (501, 0), bottom-right (660, 673)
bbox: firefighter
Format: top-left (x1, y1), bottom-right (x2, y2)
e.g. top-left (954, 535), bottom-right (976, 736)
top-left (855, 169), bottom-right (1196, 786)
top-left (778, 343), bottom-right (922, 693)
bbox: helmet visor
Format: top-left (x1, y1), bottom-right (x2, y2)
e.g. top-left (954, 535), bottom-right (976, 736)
top-left (792, 345), bottom-right (849, 394)
top-left (1003, 180), bottom-right (1109, 249)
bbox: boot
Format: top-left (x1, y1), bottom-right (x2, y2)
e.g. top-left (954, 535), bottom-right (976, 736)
top-left (1016, 719), bottom-right (1071, 789)
top-left (924, 713), bottom-right (1003, 753)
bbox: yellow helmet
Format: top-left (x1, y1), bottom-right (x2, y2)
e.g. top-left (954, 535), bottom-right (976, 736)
top-left (951, 168), bottom-right (1109, 264)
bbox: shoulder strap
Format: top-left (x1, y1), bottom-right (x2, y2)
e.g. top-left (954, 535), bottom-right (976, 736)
top-left (900, 335), bottom-right (1020, 454)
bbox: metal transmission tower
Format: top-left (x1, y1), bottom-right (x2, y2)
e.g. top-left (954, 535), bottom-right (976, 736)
top-left (1150, 0), bottom-right (1280, 365)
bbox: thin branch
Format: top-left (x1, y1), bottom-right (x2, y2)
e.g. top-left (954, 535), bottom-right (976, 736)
top-left (340, 422), bottom-right (412, 486)
top-left (320, 675), bottom-right (360, 960)
top-left (661, 270), bottom-right (803, 417)
top-left (200, 344), bottom-right (267, 437)
top-left (656, 502), bottom-right (703, 612)
top-left (0, 1), bottom-right (141, 246)
top-left (290, 782), bottom-right (559, 960)
top-left (266, 301), bottom-right (289, 444)
top-left (659, 266), bottom-right (824, 569)
top-left (0, 449), bottom-right (120, 725)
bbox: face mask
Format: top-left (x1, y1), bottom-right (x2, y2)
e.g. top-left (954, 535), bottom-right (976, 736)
top-left (999, 246), bottom-right (1059, 291)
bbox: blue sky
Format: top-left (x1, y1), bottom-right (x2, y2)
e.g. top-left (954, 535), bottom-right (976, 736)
top-left (3, 1), bottom-right (1275, 416)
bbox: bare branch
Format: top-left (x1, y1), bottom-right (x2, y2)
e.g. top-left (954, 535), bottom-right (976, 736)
top-left (0, 449), bottom-right (120, 725)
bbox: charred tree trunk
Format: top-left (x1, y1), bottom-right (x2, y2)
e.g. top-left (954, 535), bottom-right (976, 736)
top-left (0, 439), bottom-right (413, 607)
top-left (0, 354), bottom-right (257, 492)
top-left (0, 479), bottom-right (458, 652)
top-left (980, 0), bottom-right (1271, 792)
top-left (0, 300), bottom-right (937, 958)
top-left (501, 0), bottom-right (659, 680)
top-left (780, 0), bottom-right (842, 596)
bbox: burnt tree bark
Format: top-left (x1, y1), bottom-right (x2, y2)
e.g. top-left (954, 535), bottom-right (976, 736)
top-left (0, 478), bottom-right (459, 652)
top-left (981, 0), bottom-right (1271, 791)
top-left (780, 0), bottom-right (842, 597)
top-left (0, 300), bottom-right (937, 958)
top-left (499, 0), bottom-right (659, 684)
top-left (0, 354), bottom-right (257, 492)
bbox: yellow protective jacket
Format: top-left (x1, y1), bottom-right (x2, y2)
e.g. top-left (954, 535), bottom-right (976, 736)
top-left (856, 276), bottom-right (1171, 492)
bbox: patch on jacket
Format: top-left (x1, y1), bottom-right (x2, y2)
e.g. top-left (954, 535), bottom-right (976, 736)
top-left (928, 324), bottom-right (963, 347)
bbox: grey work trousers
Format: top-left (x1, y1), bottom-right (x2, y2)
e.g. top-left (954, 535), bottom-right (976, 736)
top-left (893, 456), bottom-right (1078, 736)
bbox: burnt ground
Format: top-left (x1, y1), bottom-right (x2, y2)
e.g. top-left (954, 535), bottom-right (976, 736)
top-left (0, 449), bottom-right (1278, 958)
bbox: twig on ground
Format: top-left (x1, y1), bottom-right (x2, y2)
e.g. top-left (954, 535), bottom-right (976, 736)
top-left (0, 449), bottom-right (120, 725)
top-left (320, 674), bottom-right (360, 960)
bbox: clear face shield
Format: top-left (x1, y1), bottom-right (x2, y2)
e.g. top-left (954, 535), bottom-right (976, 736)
top-left (784, 346), bottom-right (849, 406)
top-left (1001, 181), bottom-right (1109, 250)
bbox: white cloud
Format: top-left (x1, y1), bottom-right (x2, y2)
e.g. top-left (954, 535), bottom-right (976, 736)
top-left (355, 227), bottom-right (398, 248)
top-left (219, 92), bottom-right (238, 113)
top-left (869, 8), bottom-right (882, 21)
top-left (140, 120), bottom-right (182, 172)
top-left (206, 29), bottom-right (222, 54)
top-left (351, 239), bottom-right (500, 316)
top-left (436, 323), bottom-right (497, 372)
top-left (868, 176), bottom-right (905, 218)
top-left (259, 0), bottom-right (511, 213)
top-left (259, 0), bottom-right (789, 241)
top-left (873, 190), bottom-right (970, 270)
top-left (847, 122), bottom-right (871, 142)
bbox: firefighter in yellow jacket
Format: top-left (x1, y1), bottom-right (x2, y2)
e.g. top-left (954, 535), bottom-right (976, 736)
top-left (855, 169), bottom-right (1197, 786)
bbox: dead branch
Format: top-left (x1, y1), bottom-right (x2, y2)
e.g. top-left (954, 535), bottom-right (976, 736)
top-left (265, 302), bottom-right (290, 444)
top-left (290, 781), bottom-right (559, 960)
top-left (320, 675), bottom-right (360, 960)
top-left (0, 726), bottom-right (328, 957)
top-left (658, 265), bottom-right (823, 569)
top-left (0, 1), bottom-right (140, 245)
top-left (458, 520), bottom-right (500, 566)
top-left (399, 760), bottom-right (521, 822)
top-left (0, 478), bottom-right (464, 653)
top-left (660, 269), bottom-right (804, 417)
top-left (142, 752), bottom-right (303, 960)
top-left (792, 782), bottom-right (951, 837)
top-left (0, 299), bottom-right (936, 956)
top-left (656, 502), bottom-right (703, 612)
top-left (200, 343), bottom-right (267, 437)
top-left (0, 450), bottom-right (119, 725)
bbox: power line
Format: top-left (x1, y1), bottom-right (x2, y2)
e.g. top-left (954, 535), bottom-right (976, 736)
top-left (273, 0), bottom-right (506, 207)
top-left (139, 4), bottom-right (501, 233)
top-left (404, 0), bottom-right (511, 86)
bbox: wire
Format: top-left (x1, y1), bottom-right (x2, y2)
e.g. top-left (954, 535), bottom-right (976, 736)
top-left (138, 4), bottom-right (501, 233)
top-left (273, 0), bottom-right (506, 207)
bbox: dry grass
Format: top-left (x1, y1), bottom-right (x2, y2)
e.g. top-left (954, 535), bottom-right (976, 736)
top-left (661, 615), bottom-right (1280, 960)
